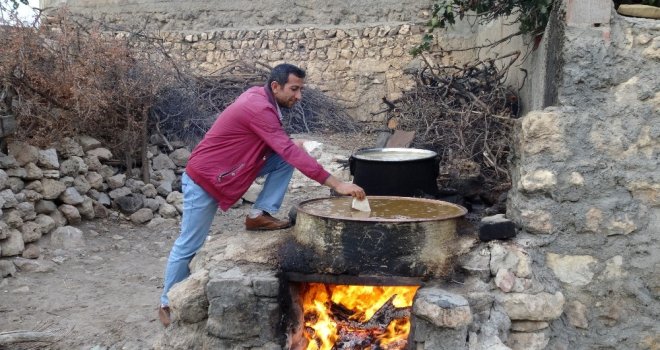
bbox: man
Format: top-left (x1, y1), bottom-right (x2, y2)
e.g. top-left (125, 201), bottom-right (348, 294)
top-left (158, 63), bottom-right (365, 326)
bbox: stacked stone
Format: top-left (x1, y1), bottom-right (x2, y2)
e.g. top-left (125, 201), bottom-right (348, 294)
top-left (0, 135), bottom-right (190, 259)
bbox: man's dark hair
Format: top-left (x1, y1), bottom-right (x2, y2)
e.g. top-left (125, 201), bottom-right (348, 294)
top-left (268, 63), bottom-right (306, 86)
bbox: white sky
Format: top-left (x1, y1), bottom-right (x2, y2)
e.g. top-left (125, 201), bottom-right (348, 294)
top-left (4, 0), bottom-right (40, 23)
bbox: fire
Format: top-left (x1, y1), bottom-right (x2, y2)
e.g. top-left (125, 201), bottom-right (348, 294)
top-left (301, 283), bottom-right (419, 350)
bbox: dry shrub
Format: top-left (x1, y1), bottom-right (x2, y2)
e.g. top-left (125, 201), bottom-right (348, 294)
top-left (152, 61), bottom-right (360, 149)
top-left (0, 7), bottom-right (174, 171)
top-left (393, 55), bottom-right (519, 198)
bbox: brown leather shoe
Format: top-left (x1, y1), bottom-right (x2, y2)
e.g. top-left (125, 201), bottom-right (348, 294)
top-left (158, 306), bottom-right (171, 327)
top-left (245, 212), bottom-right (291, 231)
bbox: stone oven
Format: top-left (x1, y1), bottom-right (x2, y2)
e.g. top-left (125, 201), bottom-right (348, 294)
top-left (156, 196), bottom-right (477, 349)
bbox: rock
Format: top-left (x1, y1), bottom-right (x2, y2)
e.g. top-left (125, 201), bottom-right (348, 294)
top-left (115, 193), bottom-right (144, 214)
top-left (0, 260), bottom-right (16, 277)
top-left (84, 155), bottom-right (102, 172)
top-left (23, 163), bottom-right (43, 180)
top-left (510, 321), bottom-right (549, 332)
top-left (0, 152), bottom-right (18, 168)
top-left (546, 253), bottom-right (597, 286)
top-left (479, 214), bottom-right (516, 241)
top-left (56, 137), bottom-right (85, 157)
top-left (0, 229), bottom-right (25, 256)
top-left (413, 287), bottom-right (473, 329)
top-left (108, 187), bottom-right (132, 199)
top-left (125, 178), bottom-right (145, 192)
top-left (107, 174), bottom-right (126, 189)
top-left (565, 300), bottom-right (588, 329)
top-left (85, 172), bottom-right (104, 190)
top-left (73, 175), bottom-right (92, 194)
top-left (49, 210), bottom-right (67, 227)
top-left (4, 210), bottom-right (23, 228)
top-left (42, 170), bottom-right (60, 178)
top-left (77, 197), bottom-right (95, 220)
top-left (20, 221), bottom-right (42, 243)
top-left (98, 164), bottom-right (116, 179)
top-left (497, 291), bottom-right (565, 321)
top-left (35, 200), bottom-right (57, 214)
top-left (14, 257), bottom-right (57, 273)
top-left (0, 188), bottom-right (17, 208)
top-left (130, 208), bottom-right (153, 224)
top-left (49, 226), bottom-right (85, 249)
top-left (21, 243), bottom-right (41, 259)
top-left (58, 204), bottom-right (82, 224)
top-left (152, 153), bottom-right (176, 170)
top-left (15, 202), bottom-right (36, 221)
top-left (6, 177), bottom-right (24, 193)
top-left (141, 183), bottom-right (158, 198)
top-left (156, 181), bottom-right (173, 197)
top-left (490, 242), bottom-right (532, 278)
top-left (59, 187), bottom-right (85, 205)
top-left (507, 330), bottom-right (549, 350)
top-left (153, 169), bottom-right (177, 183)
top-left (60, 156), bottom-right (87, 176)
top-left (25, 180), bottom-right (42, 192)
top-left (0, 221), bottom-right (8, 240)
top-left (6, 167), bottom-right (27, 178)
top-left (166, 191), bottom-right (183, 209)
top-left (458, 247), bottom-right (491, 281)
top-left (21, 189), bottom-right (42, 202)
top-left (76, 135), bottom-right (102, 151)
top-left (0, 169), bottom-right (7, 189)
top-left (7, 141), bottom-right (39, 166)
top-left (93, 201), bottom-right (110, 218)
top-left (169, 148), bottom-right (191, 167)
top-left (143, 197), bottom-right (160, 211)
top-left (169, 270), bottom-right (209, 324)
top-left (86, 147), bottom-right (113, 161)
top-left (34, 214), bottom-right (57, 234)
top-left (495, 269), bottom-right (516, 292)
top-left (158, 203), bottom-right (178, 218)
top-left (41, 179), bottom-right (67, 200)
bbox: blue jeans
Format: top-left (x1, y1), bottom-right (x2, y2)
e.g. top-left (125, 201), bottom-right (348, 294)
top-left (160, 154), bottom-right (294, 306)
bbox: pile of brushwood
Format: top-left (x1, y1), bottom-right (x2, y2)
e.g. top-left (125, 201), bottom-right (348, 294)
top-left (151, 62), bottom-right (359, 151)
top-left (388, 53), bottom-right (520, 210)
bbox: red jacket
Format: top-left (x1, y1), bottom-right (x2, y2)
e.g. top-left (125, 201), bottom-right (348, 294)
top-left (185, 85), bottom-right (331, 211)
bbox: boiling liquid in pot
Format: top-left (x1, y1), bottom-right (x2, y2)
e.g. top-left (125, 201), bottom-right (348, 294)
top-left (300, 197), bottom-right (464, 221)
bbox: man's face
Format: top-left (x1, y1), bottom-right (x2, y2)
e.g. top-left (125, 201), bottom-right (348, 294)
top-left (271, 74), bottom-right (304, 108)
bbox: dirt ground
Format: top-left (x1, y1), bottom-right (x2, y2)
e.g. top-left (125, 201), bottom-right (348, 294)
top-left (0, 132), bottom-right (377, 350)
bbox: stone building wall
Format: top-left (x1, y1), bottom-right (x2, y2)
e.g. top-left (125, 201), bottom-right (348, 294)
top-left (507, 1), bottom-right (659, 348)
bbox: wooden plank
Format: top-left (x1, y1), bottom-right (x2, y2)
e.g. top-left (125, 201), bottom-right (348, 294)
top-left (385, 130), bottom-right (415, 148)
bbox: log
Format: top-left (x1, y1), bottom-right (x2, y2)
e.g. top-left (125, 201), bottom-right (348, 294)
top-left (0, 330), bottom-right (58, 345)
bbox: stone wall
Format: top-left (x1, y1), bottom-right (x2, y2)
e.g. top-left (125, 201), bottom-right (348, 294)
top-left (0, 136), bottom-right (189, 260)
top-left (507, 1), bottom-right (660, 349)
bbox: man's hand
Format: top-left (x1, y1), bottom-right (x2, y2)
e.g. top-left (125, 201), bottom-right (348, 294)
top-left (324, 175), bottom-right (366, 200)
top-left (334, 182), bottom-right (366, 200)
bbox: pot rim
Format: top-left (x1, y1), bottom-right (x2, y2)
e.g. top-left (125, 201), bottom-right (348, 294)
top-left (296, 195), bottom-right (467, 223)
top-left (352, 147), bottom-right (437, 162)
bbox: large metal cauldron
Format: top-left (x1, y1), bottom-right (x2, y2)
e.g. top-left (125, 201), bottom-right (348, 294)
top-left (349, 148), bottom-right (439, 197)
top-left (293, 196), bottom-right (467, 278)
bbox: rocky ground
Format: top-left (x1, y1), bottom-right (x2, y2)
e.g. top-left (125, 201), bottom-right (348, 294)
top-left (0, 132), bottom-right (377, 350)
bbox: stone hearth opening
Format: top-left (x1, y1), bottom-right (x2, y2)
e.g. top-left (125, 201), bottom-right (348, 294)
top-left (284, 273), bottom-right (421, 350)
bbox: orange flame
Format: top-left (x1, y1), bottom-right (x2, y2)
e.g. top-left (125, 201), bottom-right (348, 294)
top-left (301, 283), bottom-right (419, 350)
